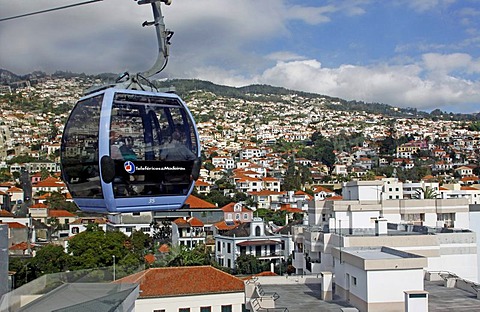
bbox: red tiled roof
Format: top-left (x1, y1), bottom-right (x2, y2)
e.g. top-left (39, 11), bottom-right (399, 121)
top-left (9, 242), bottom-right (29, 250)
top-left (461, 186), bottom-right (480, 191)
top-left (6, 222), bottom-right (27, 229)
top-left (220, 202), bottom-right (251, 213)
top-left (29, 203), bottom-right (48, 209)
top-left (69, 217), bottom-right (107, 225)
top-left (214, 220), bottom-right (241, 231)
top-left (325, 195), bottom-right (343, 201)
top-left (7, 186), bottom-right (23, 193)
top-left (34, 177), bottom-right (65, 188)
top-left (280, 206), bottom-right (304, 213)
top-left (255, 271), bottom-right (278, 276)
top-left (48, 210), bottom-right (76, 218)
top-left (0, 209), bottom-right (14, 217)
top-left (195, 180), bottom-right (210, 187)
top-left (173, 218), bottom-right (188, 225)
top-left (185, 195), bottom-right (216, 209)
top-left (187, 217), bottom-right (204, 227)
top-left (115, 266), bottom-right (244, 298)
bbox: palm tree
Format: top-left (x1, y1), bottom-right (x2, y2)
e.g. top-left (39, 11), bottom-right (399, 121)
top-left (414, 186), bottom-right (438, 199)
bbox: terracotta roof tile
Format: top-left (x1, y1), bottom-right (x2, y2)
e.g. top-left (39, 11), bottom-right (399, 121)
top-left (6, 222), bottom-right (27, 229)
top-left (214, 220), bottom-right (241, 231)
top-left (48, 210), bottom-right (76, 218)
top-left (115, 266), bottom-right (244, 298)
top-left (187, 217), bottom-right (204, 227)
top-left (29, 203), bottom-right (48, 209)
top-left (0, 210), bottom-right (14, 217)
top-left (9, 242), bottom-right (29, 250)
top-left (185, 195), bottom-right (216, 209)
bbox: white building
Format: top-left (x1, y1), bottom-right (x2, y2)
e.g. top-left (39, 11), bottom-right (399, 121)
top-left (293, 197), bottom-right (477, 282)
top-left (117, 266), bottom-right (245, 312)
top-left (215, 218), bottom-right (285, 270)
top-left (440, 184), bottom-right (480, 205)
top-left (333, 246), bottom-right (428, 312)
top-left (107, 212), bottom-right (154, 236)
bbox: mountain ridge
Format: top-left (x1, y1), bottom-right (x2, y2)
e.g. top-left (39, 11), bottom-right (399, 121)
top-left (1, 69), bottom-right (479, 121)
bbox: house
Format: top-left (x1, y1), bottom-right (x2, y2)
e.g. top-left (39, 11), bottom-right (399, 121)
top-left (171, 217), bottom-right (206, 248)
top-left (220, 202), bottom-right (253, 223)
top-left (248, 190), bottom-right (284, 210)
top-left (31, 177), bottom-right (66, 195)
top-left (215, 218), bottom-right (285, 270)
top-left (69, 217), bottom-right (108, 236)
top-left (115, 266), bottom-right (245, 312)
top-left (6, 186), bottom-right (24, 204)
top-left (455, 166), bottom-right (474, 177)
top-left (194, 179), bottom-right (212, 195)
top-left (312, 186), bottom-right (337, 201)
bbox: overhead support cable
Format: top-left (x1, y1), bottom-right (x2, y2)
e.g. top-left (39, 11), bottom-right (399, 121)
top-left (0, 0), bottom-right (103, 22)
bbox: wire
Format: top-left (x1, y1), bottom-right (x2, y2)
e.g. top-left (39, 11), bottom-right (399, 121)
top-left (0, 0), bottom-right (103, 22)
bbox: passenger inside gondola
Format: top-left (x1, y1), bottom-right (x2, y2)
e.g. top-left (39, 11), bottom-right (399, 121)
top-left (160, 128), bottom-right (196, 161)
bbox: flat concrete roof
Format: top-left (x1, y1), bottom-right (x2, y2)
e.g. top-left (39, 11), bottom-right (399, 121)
top-left (260, 279), bottom-right (480, 312)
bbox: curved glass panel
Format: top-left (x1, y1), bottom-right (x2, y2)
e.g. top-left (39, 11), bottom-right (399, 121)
top-left (61, 94), bottom-right (103, 198)
top-left (109, 92), bottom-right (198, 198)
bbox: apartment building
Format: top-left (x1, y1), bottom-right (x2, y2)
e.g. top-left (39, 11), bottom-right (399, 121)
top-left (293, 196), bottom-right (477, 282)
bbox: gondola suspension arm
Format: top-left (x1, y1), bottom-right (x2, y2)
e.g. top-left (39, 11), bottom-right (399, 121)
top-left (137, 0), bottom-right (174, 78)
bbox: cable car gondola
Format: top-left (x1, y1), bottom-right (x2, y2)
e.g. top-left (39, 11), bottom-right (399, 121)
top-left (60, 0), bottom-right (201, 213)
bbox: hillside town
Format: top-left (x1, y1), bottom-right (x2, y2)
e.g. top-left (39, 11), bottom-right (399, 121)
top-left (1, 74), bottom-right (480, 311)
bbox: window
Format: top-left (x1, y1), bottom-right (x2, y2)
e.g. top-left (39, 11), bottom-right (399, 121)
top-left (71, 227), bottom-right (79, 234)
top-left (221, 305), bottom-right (232, 312)
top-left (227, 243), bottom-right (231, 253)
top-left (243, 213), bottom-right (248, 220)
top-left (217, 241), bottom-right (221, 252)
top-left (352, 276), bottom-right (357, 286)
top-left (179, 308), bottom-right (190, 312)
top-left (125, 227), bottom-right (132, 233)
top-left (200, 307), bottom-right (211, 312)
top-left (132, 212), bottom-right (140, 216)
top-left (154, 310), bottom-right (165, 312)
top-left (61, 94), bottom-right (103, 199)
top-left (140, 227), bottom-right (150, 232)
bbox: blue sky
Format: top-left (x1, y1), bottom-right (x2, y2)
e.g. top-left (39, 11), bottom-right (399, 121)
top-left (1, 0), bottom-right (480, 113)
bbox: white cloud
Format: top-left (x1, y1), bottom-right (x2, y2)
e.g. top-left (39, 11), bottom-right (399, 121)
top-left (422, 53), bottom-right (480, 74)
top-left (193, 55), bottom-right (480, 113)
top-left (403, 0), bottom-right (457, 13)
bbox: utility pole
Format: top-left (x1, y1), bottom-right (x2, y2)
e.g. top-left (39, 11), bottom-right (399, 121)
top-left (112, 255), bottom-right (116, 281)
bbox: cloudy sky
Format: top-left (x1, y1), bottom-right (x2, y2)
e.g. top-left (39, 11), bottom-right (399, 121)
top-left (1, 0), bottom-right (480, 113)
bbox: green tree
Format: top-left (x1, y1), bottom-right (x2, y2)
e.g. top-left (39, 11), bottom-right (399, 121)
top-left (30, 244), bottom-right (70, 275)
top-left (45, 191), bottom-right (78, 212)
top-left (235, 254), bottom-right (269, 274)
top-left (67, 225), bottom-right (139, 270)
top-left (158, 244), bottom-right (208, 267)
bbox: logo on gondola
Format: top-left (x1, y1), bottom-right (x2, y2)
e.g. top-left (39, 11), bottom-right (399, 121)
top-left (124, 161), bottom-right (135, 174)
